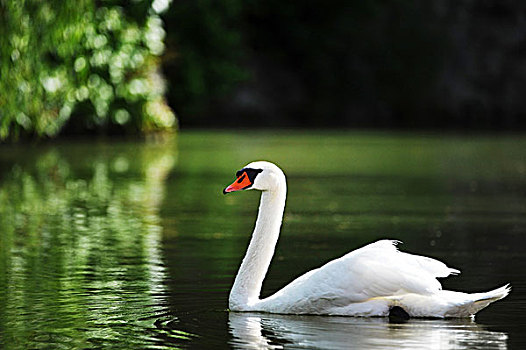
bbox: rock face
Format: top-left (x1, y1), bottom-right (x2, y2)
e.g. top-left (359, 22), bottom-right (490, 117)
top-left (165, 0), bottom-right (526, 129)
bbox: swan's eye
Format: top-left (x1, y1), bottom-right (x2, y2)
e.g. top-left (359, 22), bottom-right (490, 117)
top-left (244, 168), bottom-right (263, 182)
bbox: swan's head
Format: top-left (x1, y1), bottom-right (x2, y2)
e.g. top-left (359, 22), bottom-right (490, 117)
top-left (223, 161), bottom-right (285, 194)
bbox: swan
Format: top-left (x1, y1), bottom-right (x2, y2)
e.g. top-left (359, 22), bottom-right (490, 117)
top-left (223, 161), bottom-right (510, 318)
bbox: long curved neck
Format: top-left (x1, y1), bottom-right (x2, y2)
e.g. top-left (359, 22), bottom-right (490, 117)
top-left (229, 180), bottom-right (287, 310)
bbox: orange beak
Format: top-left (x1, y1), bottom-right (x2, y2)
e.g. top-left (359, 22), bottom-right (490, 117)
top-left (223, 171), bottom-right (252, 194)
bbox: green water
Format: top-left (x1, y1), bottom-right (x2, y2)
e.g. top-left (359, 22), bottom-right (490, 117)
top-left (0, 131), bottom-right (525, 349)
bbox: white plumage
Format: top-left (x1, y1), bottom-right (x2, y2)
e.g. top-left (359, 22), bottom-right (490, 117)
top-left (224, 161), bottom-right (510, 318)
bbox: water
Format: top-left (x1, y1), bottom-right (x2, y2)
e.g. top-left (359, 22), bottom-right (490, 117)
top-left (0, 131), bottom-right (525, 349)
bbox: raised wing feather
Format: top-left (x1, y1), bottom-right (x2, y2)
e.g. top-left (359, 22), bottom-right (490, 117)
top-left (274, 240), bottom-right (460, 305)
top-left (338, 240), bottom-right (460, 300)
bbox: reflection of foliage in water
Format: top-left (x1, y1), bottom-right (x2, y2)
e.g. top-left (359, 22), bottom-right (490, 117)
top-left (0, 0), bottom-right (175, 141)
top-left (0, 141), bottom-right (191, 349)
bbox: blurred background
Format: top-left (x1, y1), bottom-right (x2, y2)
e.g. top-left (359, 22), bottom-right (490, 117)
top-left (2, 1), bottom-right (526, 349)
top-left (163, 0), bottom-right (526, 130)
top-left (2, 0), bottom-right (526, 140)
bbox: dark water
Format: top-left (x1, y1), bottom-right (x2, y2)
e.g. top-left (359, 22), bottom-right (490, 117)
top-left (1, 131), bottom-right (525, 349)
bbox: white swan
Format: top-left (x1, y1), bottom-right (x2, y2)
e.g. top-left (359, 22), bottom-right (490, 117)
top-left (223, 161), bottom-right (510, 318)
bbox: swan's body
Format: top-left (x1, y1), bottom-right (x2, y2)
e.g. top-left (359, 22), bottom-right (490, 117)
top-left (224, 161), bottom-right (510, 318)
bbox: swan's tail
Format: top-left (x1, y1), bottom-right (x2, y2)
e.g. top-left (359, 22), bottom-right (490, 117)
top-left (471, 284), bottom-right (511, 310)
top-left (446, 284), bottom-right (511, 317)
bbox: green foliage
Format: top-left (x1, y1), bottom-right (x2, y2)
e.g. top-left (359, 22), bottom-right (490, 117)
top-left (0, 0), bottom-right (176, 141)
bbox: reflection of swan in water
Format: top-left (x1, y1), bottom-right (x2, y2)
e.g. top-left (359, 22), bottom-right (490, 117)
top-left (228, 312), bottom-right (508, 350)
top-left (224, 161), bottom-right (510, 317)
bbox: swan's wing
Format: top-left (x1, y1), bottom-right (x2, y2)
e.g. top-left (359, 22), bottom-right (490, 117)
top-left (275, 240), bottom-right (460, 304)
top-left (341, 240), bottom-right (460, 300)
